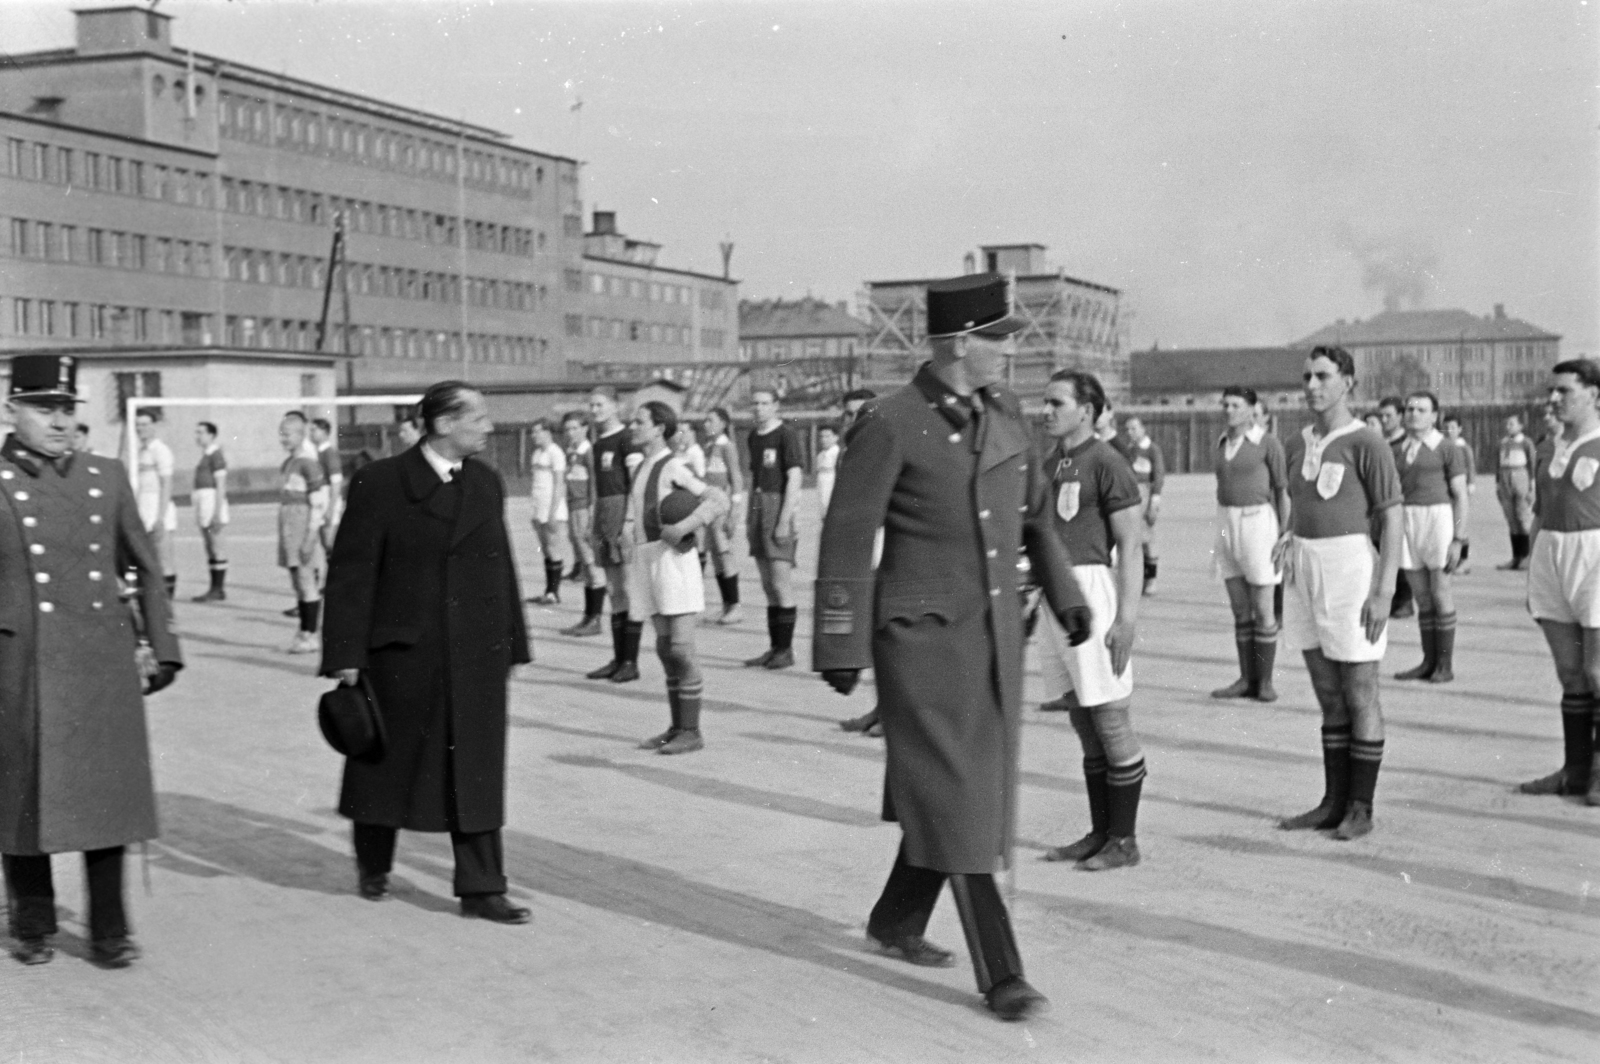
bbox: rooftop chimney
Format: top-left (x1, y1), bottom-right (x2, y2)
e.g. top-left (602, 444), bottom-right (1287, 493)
top-left (591, 210), bottom-right (617, 236)
top-left (1494, 303), bottom-right (1506, 320)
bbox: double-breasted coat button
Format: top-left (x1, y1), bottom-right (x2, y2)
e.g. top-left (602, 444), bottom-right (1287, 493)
top-left (14, 491), bottom-right (28, 501)
top-left (89, 571), bottom-right (101, 581)
top-left (990, 588), bottom-right (1001, 596)
top-left (38, 602), bottom-right (53, 613)
top-left (0, 470), bottom-right (11, 479)
top-left (949, 433), bottom-right (961, 443)
top-left (35, 573), bottom-right (50, 584)
top-left (29, 544), bottom-right (43, 555)
top-left (89, 515), bottom-right (101, 524)
top-left (987, 548), bottom-right (998, 558)
top-left (89, 543), bottom-right (100, 552)
top-left (22, 516), bottom-right (36, 527)
top-left (978, 509), bottom-right (991, 519)
top-left (91, 601), bottom-right (103, 610)
top-left (88, 466), bottom-right (99, 475)
top-left (88, 488), bottom-right (103, 498)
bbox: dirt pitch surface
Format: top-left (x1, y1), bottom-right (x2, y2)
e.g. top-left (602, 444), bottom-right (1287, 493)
top-left (2, 473), bottom-right (1595, 1064)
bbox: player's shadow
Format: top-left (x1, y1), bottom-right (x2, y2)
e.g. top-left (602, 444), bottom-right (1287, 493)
top-left (548, 753), bottom-right (880, 828)
top-left (494, 826), bottom-right (974, 1011)
top-left (150, 793), bottom-right (456, 914)
top-left (1021, 888), bottom-right (1600, 1035)
top-left (1182, 832), bottom-right (1597, 920)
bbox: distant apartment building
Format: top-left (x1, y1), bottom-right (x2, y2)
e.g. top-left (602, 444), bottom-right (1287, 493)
top-left (738, 297), bottom-right (866, 361)
top-left (1129, 346), bottom-right (1304, 408)
top-left (1294, 307), bottom-right (1561, 403)
top-left (862, 243), bottom-right (1125, 400)
top-left (564, 210), bottom-right (739, 375)
top-left (0, 4), bottom-right (583, 392)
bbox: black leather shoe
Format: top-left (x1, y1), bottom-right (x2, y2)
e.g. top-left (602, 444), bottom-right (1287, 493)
top-left (763, 648), bottom-right (795, 670)
top-left (460, 894), bottom-right (531, 924)
top-left (839, 712), bottom-right (878, 733)
top-left (609, 661), bottom-right (641, 683)
top-left (358, 873), bottom-right (389, 901)
top-left (586, 659), bottom-right (622, 680)
top-left (867, 929), bottom-right (956, 968)
top-left (90, 937), bottom-right (140, 968)
top-left (11, 937), bottom-right (53, 966)
top-left (986, 976), bottom-right (1050, 1022)
top-left (743, 650), bottom-right (774, 668)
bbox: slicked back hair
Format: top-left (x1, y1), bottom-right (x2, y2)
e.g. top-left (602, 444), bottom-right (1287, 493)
top-left (1378, 395), bottom-right (1404, 416)
top-left (1553, 358), bottom-right (1600, 391)
top-left (1309, 344), bottom-right (1357, 380)
top-left (1405, 390), bottom-right (1441, 415)
top-left (639, 400), bottom-right (678, 440)
top-left (1222, 384), bottom-right (1258, 406)
top-left (311, 417), bottom-right (332, 433)
top-left (196, 421), bottom-right (217, 437)
top-left (1048, 369), bottom-right (1107, 422)
top-left (419, 380), bottom-right (476, 436)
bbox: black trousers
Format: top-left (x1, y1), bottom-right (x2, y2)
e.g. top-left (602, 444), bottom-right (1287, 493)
top-left (352, 823), bottom-right (507, 897)
top-left (867, 841), bottom-right (1023, 993)
top-left (3, 847), bottom-right (128, 941)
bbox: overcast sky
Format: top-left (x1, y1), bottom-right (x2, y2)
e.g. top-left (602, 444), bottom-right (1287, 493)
top-left (8, 0), bottom-right (1597, 353)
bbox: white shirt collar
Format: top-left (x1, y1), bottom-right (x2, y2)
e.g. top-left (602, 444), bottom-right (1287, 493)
top-left (1300, 419), bottom-right (1364, 479)
top-left (1403, 428), bottom-right (1444, 462)
top-left (1549, 425), bottom-right (1600, 477)
top-left (202, 442), bottom-right (221, 456)
top-left (420, 441), bottom-right (461, 483)
top-left (1220, 423), bottom-right (1265, 458)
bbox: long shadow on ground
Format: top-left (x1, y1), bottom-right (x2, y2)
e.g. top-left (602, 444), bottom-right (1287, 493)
top-left (1023, 889), bottom-right (1600, 1035)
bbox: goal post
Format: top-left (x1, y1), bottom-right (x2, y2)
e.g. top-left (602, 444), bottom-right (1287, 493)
top-left (122, 394), bottom-right (421, 491)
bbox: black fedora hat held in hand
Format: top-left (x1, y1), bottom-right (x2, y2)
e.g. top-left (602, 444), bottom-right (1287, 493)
top-left (318, 675), bottom-right (387, 763)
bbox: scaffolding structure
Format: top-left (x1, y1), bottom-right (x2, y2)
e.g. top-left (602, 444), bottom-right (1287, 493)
top-left (860, 255), bottom-right (1127, 402)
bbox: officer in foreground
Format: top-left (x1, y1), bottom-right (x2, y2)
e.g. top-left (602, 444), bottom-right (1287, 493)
top-left (0, 354), bottom-right (180, 967)
top-left (813, 274), bottom-right (1091, 1022)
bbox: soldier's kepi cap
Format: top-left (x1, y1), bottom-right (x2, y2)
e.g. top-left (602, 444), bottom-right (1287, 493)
top-left (7, 353), bottom-right (82, 404)
top-left (925, 272), bottom-right (1025, 338)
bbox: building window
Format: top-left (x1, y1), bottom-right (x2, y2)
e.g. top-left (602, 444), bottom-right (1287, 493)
top-left (113, 372), bottom-right (162, 421)
top-left (12, 298), bottom-right (32, 335)
top-left (8, 218), bottom-right (27, 257)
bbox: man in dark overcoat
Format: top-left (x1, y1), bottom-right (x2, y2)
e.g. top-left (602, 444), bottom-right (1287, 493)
top-left (813, 273), bottom-right (1092, 1022)
top-left (0, 354), bottom-right (181, 967)
top-left (321, 381), bottom-right (533, 923)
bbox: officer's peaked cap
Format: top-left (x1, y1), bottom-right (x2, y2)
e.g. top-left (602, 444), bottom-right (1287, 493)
top-left (925, 273), bottom-right (1025, 338)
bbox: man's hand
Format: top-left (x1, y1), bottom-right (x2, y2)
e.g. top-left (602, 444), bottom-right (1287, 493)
top-left (1106, 617), bottom-right (1135, 676)
top-left (1146, 497), bottom-right (1161, 525)
top-left (1360, 591), bottom-right (1390, 645)
top-left (660, 521), bottom-right (690, 550)
top-left (336, 668), bottom-right (360, 686)
top-left (1444, 539), bottom-right (1465, 574)
top-left (144, 663), bottom-right (179, 695)
top-left (1271, 532), bottom-right (1295, 573)
top-left (1059, 605), bottom-right (1093, 647)
top-left (774, 511), bottom-right (798, 545)
top-left (822, 669), bottom-right (860, 695)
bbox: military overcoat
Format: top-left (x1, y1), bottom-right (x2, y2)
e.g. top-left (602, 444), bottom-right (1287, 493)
top-left (321, 445), bottom-right (531, 834)
top-left (813, 367), bottom-right (1086, 874)
top-left (0, 436), bottom-right (181, 855)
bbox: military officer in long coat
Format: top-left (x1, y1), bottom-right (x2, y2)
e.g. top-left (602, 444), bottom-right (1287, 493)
top-left (813, 274), bottom-right (1092, 1022)
top-left (0, 354), bottom-right (180, 967)
top-left (321, 381), bottom-right (533, 923)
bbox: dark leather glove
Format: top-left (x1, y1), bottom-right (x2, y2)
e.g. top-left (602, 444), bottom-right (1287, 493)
top-left (822, 669), bottom-right (861, 696)
top-left (144, 663), bottom-right (179, 695)
top-left (1060, 606), bottom-right (1094, 647)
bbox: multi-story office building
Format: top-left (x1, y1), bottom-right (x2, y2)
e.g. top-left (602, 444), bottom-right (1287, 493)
top-left (1, 4), bottom-right (584, 393)
top-left (564, 210), bottom-right (739, 375)
top-left (1295, 306), bottom-right (1562, 403)
top-left (738, 297), bottom-right (866, 362)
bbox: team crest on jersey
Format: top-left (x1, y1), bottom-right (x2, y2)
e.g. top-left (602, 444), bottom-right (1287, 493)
top-left (1056, 481), bottom-right (1081, 522)
top-left (1133, 457), bottom-right (1152, 475)
top-left (1316, 462), bottom-right (1345, 500)
top-left (600, 452), bottom-right (614, 471)
top-left (1574, 456), bottom-right (1599, 492)
top-left (763, 449), bottom-right (778, 468)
